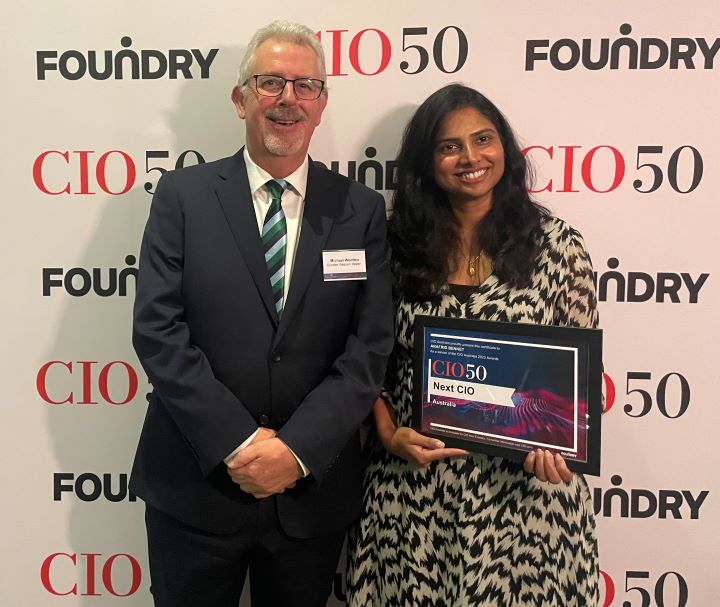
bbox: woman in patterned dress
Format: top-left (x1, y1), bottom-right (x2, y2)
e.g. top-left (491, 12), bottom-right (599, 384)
top-left (346, 84), bottom-right (599, 606)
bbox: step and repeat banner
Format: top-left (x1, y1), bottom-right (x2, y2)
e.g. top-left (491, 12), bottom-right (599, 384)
top-left (2, 1), bottom-right (718, 605)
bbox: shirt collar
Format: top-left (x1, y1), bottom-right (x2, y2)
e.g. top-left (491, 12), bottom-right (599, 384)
top-left (243, 147), bottom-right (308, 199)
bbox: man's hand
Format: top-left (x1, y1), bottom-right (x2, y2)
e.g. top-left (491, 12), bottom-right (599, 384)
top-left (248, 427), bottom-right (276, 446)
top-left (227, 438), bottom-right (302, 498)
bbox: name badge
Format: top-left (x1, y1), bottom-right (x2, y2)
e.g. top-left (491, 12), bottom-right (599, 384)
top-left (322, 249), bottom-right (367, 281)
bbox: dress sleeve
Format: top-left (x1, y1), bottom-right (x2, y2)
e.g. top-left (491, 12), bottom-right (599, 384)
top-left (554, 227), bottom-right (599, 330)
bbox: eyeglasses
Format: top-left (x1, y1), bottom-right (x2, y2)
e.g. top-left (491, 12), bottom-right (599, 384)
top-left (245, 74), bottom-right (325, 100)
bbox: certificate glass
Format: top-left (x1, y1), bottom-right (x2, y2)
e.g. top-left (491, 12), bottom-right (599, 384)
top-left (412, 316), bottom-right (603, 475)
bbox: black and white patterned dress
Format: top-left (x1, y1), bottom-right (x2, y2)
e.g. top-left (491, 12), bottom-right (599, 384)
top-left (347, 217), bottom-right (599, 607)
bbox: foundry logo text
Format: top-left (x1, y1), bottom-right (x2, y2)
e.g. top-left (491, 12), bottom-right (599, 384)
top-left (37, 36), bottom-right (218, 80)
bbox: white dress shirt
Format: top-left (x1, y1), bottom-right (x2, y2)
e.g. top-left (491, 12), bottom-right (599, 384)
top-left (224, 148), bottom-right (309, 476)
top-left (244, 147), bottom-right (307, 303)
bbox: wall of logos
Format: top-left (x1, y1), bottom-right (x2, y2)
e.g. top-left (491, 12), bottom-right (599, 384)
top-left (3, 1), bottom-right (717, 605)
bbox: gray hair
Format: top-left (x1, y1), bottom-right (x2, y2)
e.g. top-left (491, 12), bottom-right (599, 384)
top-left (237, 21), bottom-right (327, 91)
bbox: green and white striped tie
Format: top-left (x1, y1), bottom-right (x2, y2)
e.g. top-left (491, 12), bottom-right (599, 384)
top-left (262, 179), bottom-right (288, 316)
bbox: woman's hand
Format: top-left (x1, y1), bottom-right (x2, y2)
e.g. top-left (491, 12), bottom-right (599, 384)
top-left (372, 395), bottom-right (467, 467)
top-left (523, 449), bottom-right (573, 484)
top-left (389, 427), bottom-right (469, 468)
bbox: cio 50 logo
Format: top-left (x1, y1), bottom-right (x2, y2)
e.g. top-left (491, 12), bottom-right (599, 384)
top-left (37, 361), bottom-right (143, 406)
top-left (603, 370), bottom-right (691, 418)
top-left (32, 149), bottom-right (205, 196)
top-left (430, 359), bottom-right (488, 382)
top-left (522, 145), bottom-right (703, 194)
top-left (40, 553), bottom-right (142, 597)
top-left (317, 26), bottom-right (468, 76)
top-left (600, 569), bottom-right (689, 607)
top-left (33, 146), bottom-right (398, 197)
top-left (32, 147), bottom-right (400, 199)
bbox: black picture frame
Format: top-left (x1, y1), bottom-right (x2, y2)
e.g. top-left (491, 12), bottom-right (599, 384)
top-left (412, 315), bottom-right (603, 475)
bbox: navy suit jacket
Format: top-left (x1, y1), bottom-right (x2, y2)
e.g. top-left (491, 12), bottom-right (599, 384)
top-left (130, 149), bottom-right (393, 536)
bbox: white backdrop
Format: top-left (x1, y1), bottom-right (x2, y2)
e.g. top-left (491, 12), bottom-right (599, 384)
top-left (2, 1), bottom-right (718, 605)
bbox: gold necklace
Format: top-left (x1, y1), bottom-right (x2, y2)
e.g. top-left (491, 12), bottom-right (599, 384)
top-left (462, 250), bottom-right (492, 285)
top-left (467, 254), bottom-right (482, 278)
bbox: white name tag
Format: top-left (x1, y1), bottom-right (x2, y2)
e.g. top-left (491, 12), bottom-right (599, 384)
top-left (322, 249), bottom-right (367, 281)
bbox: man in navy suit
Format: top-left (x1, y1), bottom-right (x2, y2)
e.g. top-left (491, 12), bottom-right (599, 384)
top-left (130, 20), bottom-right (393, 607)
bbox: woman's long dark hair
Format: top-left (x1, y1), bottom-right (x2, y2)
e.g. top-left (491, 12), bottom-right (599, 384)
top-left (389, 84), bottom-right (549, 301)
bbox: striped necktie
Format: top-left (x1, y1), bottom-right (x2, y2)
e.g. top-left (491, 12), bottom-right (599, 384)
top-left (262, 179), bottom-right (288, 317)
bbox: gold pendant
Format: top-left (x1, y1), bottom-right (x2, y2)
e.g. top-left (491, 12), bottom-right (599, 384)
top-left (467, 255), bottom-right (479, 277)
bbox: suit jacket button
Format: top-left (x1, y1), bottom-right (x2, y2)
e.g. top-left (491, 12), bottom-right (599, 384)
top-left (271, 351), bottom-right (281, 362)
top-left (258, 414), bottom-right (270, 426)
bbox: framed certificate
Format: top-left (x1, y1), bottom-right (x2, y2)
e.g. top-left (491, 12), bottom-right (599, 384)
top-left (412, 316), bottom-right (603, 475)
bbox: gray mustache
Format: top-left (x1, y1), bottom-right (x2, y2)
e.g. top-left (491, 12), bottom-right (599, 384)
top-left (266, 111), bottom-right (306, 122)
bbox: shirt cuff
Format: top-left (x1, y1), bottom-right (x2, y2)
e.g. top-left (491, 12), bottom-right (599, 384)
top-left (223, 429), bottom-right (260, 465)
top-left (282, 441), bottom-right (310, 478)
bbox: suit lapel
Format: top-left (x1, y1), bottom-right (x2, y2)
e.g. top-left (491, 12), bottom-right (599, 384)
top-left (276, 161), bottom-right (350, 342)
top-left (215, 150), bottom-right (279, 324)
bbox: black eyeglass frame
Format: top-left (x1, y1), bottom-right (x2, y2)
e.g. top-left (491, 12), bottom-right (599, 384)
top-left (244, 74), bottom-right (326, 100)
